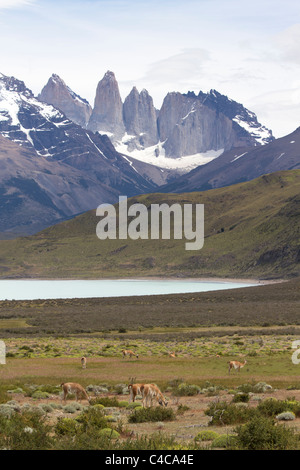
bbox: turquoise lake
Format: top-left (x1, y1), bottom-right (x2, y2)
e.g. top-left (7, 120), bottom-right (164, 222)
top-left (0, 279), bottom-right (258, 301)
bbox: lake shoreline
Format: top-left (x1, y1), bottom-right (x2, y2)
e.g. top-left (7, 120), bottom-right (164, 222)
top-left (0, 276), bottom-right (284, 301)
top-left (0, 276), bottom-right (284, 285)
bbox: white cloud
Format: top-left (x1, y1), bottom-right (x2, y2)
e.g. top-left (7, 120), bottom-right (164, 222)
top-left (0, 0), bottom-right (35, 9)
top-left (275, 24), bottom-right (300, 65)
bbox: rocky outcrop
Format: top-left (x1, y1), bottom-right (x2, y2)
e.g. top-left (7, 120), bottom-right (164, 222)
top-left (38, 74), bottom-right (92, 128)
top-left (157, 90), bottom-right (274, 158)
top-left (87, 71), bottom-right (125, 139)
top-left (157, 92), bottom-right (235, 158)
top-left (123, 87), bottom-right (158, 149)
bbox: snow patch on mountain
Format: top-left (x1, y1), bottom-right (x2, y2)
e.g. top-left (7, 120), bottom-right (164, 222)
top-left (116, 137), bottom-right (224, 173)
top-left (232, 115), bottom-right (272, 145)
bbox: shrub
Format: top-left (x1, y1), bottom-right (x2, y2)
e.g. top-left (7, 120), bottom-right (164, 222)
top-left (39, 404), bottom-right (53, 413)
top-left (7, 388), bottom-right (24, 395)
top-left (75, 406), bottom-right (110, 432)
top-left (276, 412), bottom-right (296, 421)
top-left (55, 418), bottom-right (79, 436)
top-left (31, 391), bottom-right (51, 400)
top-left (253, 382), bottom-right (272, 393)
top-left (194, 430), bottom-right (219, 442)
top-left (118, 401), bottom-right (129, 408)
top-left (25, 406), bottom-right (46, 417)
top-left (89, 397), bottom-right (119, 407)
top-left (63, 405), bottom-right (77, 414)
top-left (128, 407), bottom-right (176, 423)
top-left (37, 385), bottom-right (61, 395)
top-left (98, 428), bottom-right (120, 439)
top-left (173, 383), bottom-right (200, 396)
top-left (232, 393), bottom-right (250, 403)
top-left (176, 404), bottom-right (190, 415)
top-left (0, 411), bottom-right (52, 450)
top-left (205, 401), bottom-right (256, 426)
top-left (0, 405), bottom-right (16, 418)
top-left (211, 434), bottom-right (237, 449)
top-left (236, 383), bottom-right (254, 393)
top-left (127, 402), bottom-right (142, 409)
top-left (257, 398), bottom-right (300, 417)
top-left (235, 416), bottom-right (299, 450)
top-left (113, 384), bottom-right (127, 395)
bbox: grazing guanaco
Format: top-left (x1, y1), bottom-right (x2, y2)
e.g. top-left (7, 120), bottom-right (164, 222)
top-left (168, 351), bottom-right (176, 358)
top-left (81, 356), bottom-right (87, 369)
top-left (140, 383), bottom-right (168, 408)
top-left (61, 382), bottom-right (90, 404)
top-left (228, 360), bottom-right (247, 374)
top-left (122, 349), bottom-right (139, 359)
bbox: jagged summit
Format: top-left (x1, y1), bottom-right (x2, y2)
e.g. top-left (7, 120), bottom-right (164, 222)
top-left (0, 73), bottom-right (33, 97)
top-left (87, 70), bottom-right (125, 138)
top-left (39, 70), bottom-right (275, 172)
top-left (38, 74), bottom-right (92, 127)
top-left (122, 85), bottom-right (158, 149)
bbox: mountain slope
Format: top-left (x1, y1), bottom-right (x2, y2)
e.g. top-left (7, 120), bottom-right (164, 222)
top-left (0, 73), bottom-right (164, 234)
top-left (161, 127), bottom-right (300, 193)
top-left (0, 170), bottom-right (298, 279)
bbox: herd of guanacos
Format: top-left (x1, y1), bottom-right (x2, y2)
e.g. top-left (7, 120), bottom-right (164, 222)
top-left (60, 349), bottom-right (247, 406)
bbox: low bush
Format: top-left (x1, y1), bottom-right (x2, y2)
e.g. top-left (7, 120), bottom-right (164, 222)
top-left (0, 411), bottom-right (53, 450)
top-left (98, 428), bottom-right (120, 439)
top-left (75, 406), bottom-right (111, 432)
top-left (89, 397), bottom-right (119, 407)
top-left (235, 416), bottom-right (299, 450)
top-left (176, 404), bottom-right (190, 415)
top-left (276, 412), bottom-right (296, 421)
top-left (63, 405), bottom-right (77, 414)
top-left (31, 391), bottom-right (51, 400)
top-left (211, 434), bottom-right (237, 449)
top-left (257, 398), bottom-right (300, 418)
top-left (55, 417), bottom-right (79, 436)
top-left (194, 430), bottom-right (219, 442)
top-left (128, 406), bottom-right (176, 423)
top-left (232, 393), bottom-right (250, 403)
top-left (205, 401), bottom-right (256, 426)
top-left (173, 383), bottom-right (200, 396)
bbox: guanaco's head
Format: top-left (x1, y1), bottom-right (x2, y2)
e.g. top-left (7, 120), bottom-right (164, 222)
top-left (159, 397), bottom-right (168, 407)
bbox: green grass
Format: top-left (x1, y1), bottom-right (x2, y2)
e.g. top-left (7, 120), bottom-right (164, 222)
top-left (0, 345), bottom-right (299, 391)
top-left (0, 169), bottom-right (299, 279)
top-left (0, 319), bottom-right (30, 329)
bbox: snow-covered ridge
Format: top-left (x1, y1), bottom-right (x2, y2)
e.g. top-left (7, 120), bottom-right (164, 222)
top-left (233, 114), bottom-right (273, 146)
top-left (0, 74), bottom-right (70, 154)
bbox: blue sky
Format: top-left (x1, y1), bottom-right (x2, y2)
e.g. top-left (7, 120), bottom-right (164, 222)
top-left (0, 0), bottom-right (300, 137)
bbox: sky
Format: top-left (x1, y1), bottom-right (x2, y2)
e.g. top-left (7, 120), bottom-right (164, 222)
top-left (0, 0), bottom-right (300, 138)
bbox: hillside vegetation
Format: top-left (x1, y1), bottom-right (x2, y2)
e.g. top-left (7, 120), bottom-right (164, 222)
top-left (0, 170), bottom-right (299, 279)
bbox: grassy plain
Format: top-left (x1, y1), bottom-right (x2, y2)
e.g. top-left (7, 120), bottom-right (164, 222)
top-left (0, 279), bottom-right (299, 449)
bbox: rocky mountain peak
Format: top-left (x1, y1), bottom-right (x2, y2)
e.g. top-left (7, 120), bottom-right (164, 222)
top-left (0, 73), bottom-right (33, 98)
top-left (87, 70), bottom-right (125, 139)
top-left (122, 86), bottom-right (158, 149)
top-left (38, 74), bottom-right (92, 128)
